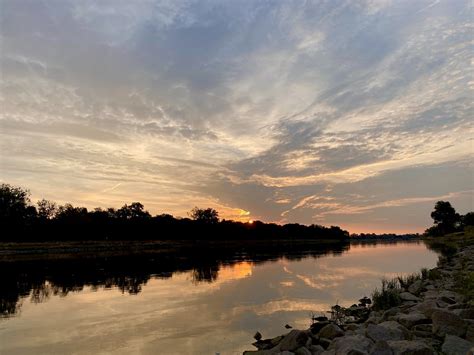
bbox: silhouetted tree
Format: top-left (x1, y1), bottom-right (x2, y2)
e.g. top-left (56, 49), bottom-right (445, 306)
top-left (0, 183), bottom-right (35, 225)
top-left (37, 199), bottom-right (57, 220)
top-left (461, 212), bottom-right (474, 227)
top-left (116, 202), bottom-right (151, 219)
top-left (189, 207), bottom-right (219, 224)
top-left (56, 204), bottom-right (89, 222)
top-left (431, 201), bottom-right (460, 233)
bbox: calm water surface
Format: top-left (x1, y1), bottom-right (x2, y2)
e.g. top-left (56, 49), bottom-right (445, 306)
top-left (0, 241), bottom-right (438, 354)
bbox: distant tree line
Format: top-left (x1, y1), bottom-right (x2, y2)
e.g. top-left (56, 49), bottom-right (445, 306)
top-left (0, 183), bottom-right (349, 241)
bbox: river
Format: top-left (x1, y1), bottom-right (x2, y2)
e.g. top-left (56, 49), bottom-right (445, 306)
top-left (0, 240), bottom-right (438, 354)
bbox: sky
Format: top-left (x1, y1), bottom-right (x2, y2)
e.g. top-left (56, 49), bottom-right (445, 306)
top-left (0, 0), bottom-right (472, 233)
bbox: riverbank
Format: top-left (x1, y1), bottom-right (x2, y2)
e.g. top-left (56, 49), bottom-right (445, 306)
top-left (244, 230), bottom-right (474, 354)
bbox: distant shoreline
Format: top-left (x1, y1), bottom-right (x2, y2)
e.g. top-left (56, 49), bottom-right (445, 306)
top-left (0, 237), bottom-right (423, 262)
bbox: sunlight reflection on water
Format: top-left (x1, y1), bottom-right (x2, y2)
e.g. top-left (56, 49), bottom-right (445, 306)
top-left (0, 242), bottom-right (438, 354)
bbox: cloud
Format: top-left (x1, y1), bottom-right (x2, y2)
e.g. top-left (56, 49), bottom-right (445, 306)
top-left (0, 0), bottom-right (472, 232)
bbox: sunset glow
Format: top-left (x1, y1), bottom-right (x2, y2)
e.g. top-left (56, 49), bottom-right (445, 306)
top-left (1, 0), bottom-right (472, 233)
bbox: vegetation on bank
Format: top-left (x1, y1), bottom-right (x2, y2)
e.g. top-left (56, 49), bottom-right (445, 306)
top-left (370, 227), bottom-right (474, 312)
top-left (0, 183), bottom-right (349, 241)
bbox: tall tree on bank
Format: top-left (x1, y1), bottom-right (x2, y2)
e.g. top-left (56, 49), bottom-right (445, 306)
top-left (426, 201), bottom-right (461, 236)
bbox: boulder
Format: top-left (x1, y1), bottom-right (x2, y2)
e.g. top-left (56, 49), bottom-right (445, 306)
top-left (441, 335), bottom-right (473, 355)
top-left (328, 334), bottom-right (374, 354)
top-left (370, 340), bottom-right (393, 355)
top-left (311, 321), bottom-right (330, 334)
top-left (407, 280), bottom-right (423, 295)
top-left (320, 350), bottom-right (335, 355)
top-left (399, 292), bottom-right (421, 302)
top-left (295, 347), bottom-right (312, 355)
top-left (308, 345), bottom-right (324, 355)
top-left (279, 330), bottom-right (310, 352)
top-left (452, 308), bottom-right (474, 319)
top-left (411, 330), bottom-right (433, 339)
top-left (366, 321), bottom-right (410, 342)
top-left (467, 324), bottom-right (474, 342)
top-left (345, 324), bottom-right (361, 331)
top-left (410, 299), bottom-right (439, 318)
top-left (432, 309), bottom-right (467, 337)
top-left (382, 308), bottom-right (402, 321)
top-left (395, 313), bottom-right (430, 329)
top-left (318, 338), bottom-right (332, 349)
top-left (437, 296), bottom-right (456, 306)
top-left (252, 335), bottom-right (285, 350)
top-left (318, 324), bottom-right (344, 340)
top-left (411, 324), bottom-right (432, 333)
top-left (386, 340), bottom-right (433, 355)
top-left (439, 290), bottom-right (464, 303)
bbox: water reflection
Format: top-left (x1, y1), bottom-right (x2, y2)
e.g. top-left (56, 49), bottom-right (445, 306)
top-left (0, 241), bottom-right (439, 354)
top-left (0, 240), bottom-right (350, 318)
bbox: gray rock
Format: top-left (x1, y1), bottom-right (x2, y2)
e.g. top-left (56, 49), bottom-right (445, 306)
top-left (421, 290), bottom-right (439, 300)
top-left (411, 324), bottom-right (432, 333)
top-left (411, 330), bottom-right (433, 338)
top-left (407, 280), bottom-right (423, 295)
top-left (255, 332), bottom-right (263, 341)
top-left (309, 345), bottom-right (324, 355)
top-left (448, 302), bottom-right (471, 310)
top-left (253, 335), bottom-right (285, 350)
top-left (318, 324), bottom-right (344, 340)
top-left (382, 308), bottom-right (402, 321)
top-left (410, 299), bottom-right (439, 318)
top-left (395, 313), bottom-right (430, 329)
top-left (399, 292), bottom-right (421, 302)
top-left (346, 350), bottom-right (367, 355)
top-left (328, 334), bottom-right (374, 354)
top-left (318, 338), bottom-right (332, 349)
top-left (432, 309), bottom-right (467, 337)
top-left (345, 324), bottom-right (361, 331)
top-left (295, 347), bottom-right (312, 355)
top-left (370, 340), bottom-right (393, 355)
top-left (386, 340), bottom-right (433, 355)
top-left (438, 295), bottom-right (456, 306)
top-left (441, 335), bottom-right (473, 355)
top-left (366, 321), bottom-right (410, 342)
top-left (439, 290), bottom-right (464, 303)
top-left (452, 308), bottom-right (474, 319)
top-left (311, 322), bottom-right (331, 334)
top-left (467, 324), bottom-right (474, 342)
top-left (279, 330), bottom-right (310, 352)
top-left (279, 352), bottom-right (295, 355)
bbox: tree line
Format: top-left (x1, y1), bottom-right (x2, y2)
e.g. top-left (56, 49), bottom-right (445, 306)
top-left (0, 183), bottom-right (349, 241)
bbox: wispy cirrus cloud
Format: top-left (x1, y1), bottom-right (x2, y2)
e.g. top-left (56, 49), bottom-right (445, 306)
top-left (0, 0), bottom-right (472, 231)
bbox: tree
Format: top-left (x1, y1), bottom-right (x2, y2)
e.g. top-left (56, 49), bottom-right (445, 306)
top-left (37, 199), bottom-right (57, 220)
top-left (189, 207), bottom-right (219, 224)
top-left (429, 201), bottom-right (460, 235)
top-left (461, 212), bottom-right (474, 227)
top-left (0, 183), bottom-right (33, 223)
top-left (116, 202), bottom-right (151, 219)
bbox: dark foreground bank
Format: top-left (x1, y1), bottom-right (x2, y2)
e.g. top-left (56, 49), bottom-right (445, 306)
top-left (243, 231), bottom-right (474, 354)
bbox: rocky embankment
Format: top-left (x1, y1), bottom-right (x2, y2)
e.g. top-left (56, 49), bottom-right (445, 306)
top-left (244, 241), bottom-right (474, 355)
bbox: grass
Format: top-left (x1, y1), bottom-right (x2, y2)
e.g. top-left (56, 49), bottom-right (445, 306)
top-left (341, 228), bottom-right (474, 313)
top-left (371, 278), bottom-right (402, 311)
